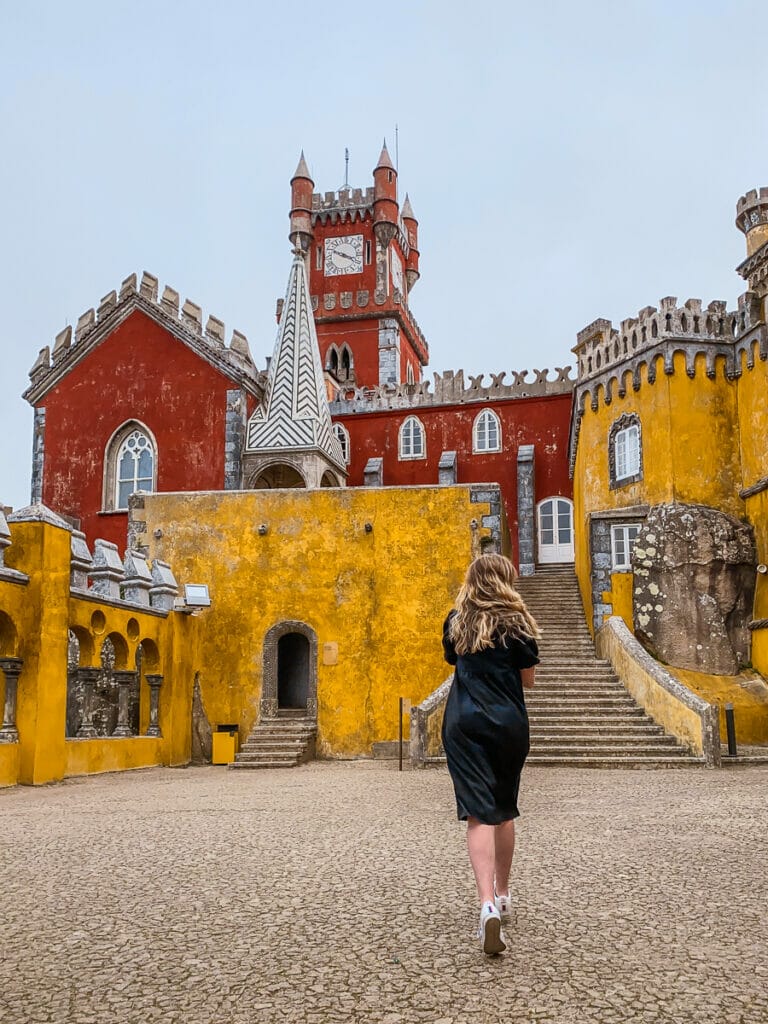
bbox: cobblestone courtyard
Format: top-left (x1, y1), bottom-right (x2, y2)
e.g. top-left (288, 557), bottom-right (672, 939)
top-left (1, 762), bottom-right (766, 1024)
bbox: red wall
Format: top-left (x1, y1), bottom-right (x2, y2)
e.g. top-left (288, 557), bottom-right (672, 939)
top-left (334, 392), bottom-right (573, 566)
top-left (39, 309), bottom-right (252, 551)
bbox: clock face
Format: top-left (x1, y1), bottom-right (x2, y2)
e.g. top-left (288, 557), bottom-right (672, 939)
top-left (324, 234), bottom-right (364, 276)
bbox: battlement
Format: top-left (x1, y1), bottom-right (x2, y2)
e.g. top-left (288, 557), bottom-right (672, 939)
top-left (329, 365), bottom-right (574, 414)
top-left (23, 271), bottom-right (264, 405)
top-left (572, 295), bottom-right (758, 382)
top-left (311, 187), bottom-right (375, 225)
top-left (736, 187), bottom-right (768, 233)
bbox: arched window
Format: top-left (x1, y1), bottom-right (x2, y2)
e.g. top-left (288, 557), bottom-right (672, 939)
top-left (103, 421), bottom-right (157, 511)
top-left (608, 413), bottom-right (642, 489)
top-left (116, 430), bottom-right (154, 509)
top-left (326, 346), bottom-right (340, 375)
top-left (399, 416), bottom-right (426, 460)
top-left (473, 409), bottom-right (501, 453)
top-left (340, 345), bottom-right (352, 381)
top-left (333, 423), bottom-right (350, 464)
top-left (406, 363), bottom-right (415, 385)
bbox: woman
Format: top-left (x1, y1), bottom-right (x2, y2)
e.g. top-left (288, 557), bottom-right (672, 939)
top-left (441, 553), bottom-right (540, 955)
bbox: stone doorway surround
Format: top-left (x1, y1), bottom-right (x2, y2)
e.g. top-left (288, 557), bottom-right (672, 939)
top-left (260, 620), bottom-right (318, 721)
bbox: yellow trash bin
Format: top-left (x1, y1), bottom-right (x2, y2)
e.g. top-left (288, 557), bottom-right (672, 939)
top-left (212, 725), bottom-right (239, 764)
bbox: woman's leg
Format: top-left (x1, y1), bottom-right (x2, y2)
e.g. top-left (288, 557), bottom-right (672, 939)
top-left (493, 820), bottom-right (516, 896)
top-left (466, 818), bottom-right (496, 905)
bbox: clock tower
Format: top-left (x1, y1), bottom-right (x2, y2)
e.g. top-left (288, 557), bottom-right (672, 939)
top-left (287, 144), bottom-right (428, 390)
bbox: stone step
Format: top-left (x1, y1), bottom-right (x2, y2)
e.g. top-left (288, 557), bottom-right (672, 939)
top-left (527, 706), bottom-right (648, 719)
top-left (528, 713), bottom-right (655, 726)
top-left (530, 733), bottom-right (680, 748)
top-left (526, 696), bottom-right (641, 708)
top-left (240, 739), bottom-right (308, 752)
top-left (229, 760), bottom-right (300, 770)
top-left (524, 755), bottom-right (704, 768)
top-left (530, 720), bottom-right (665, 734)
top-left (234, 751), bottom-right (302, 763)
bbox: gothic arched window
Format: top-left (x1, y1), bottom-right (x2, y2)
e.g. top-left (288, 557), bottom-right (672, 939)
top-left (473, 409), bottom-right (501, 453)
top-left (340, 345), bottom-right (352, 381)
top-left (103, 421), bottom-right (157, 511)
top-left (399, 416), bottom-right (426, 460)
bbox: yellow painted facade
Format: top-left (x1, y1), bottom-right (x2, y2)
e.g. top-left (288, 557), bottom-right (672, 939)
top-left (670, 667), bottom-right (768, 746)
top-left (136, 486), bottom-right (497, 759)
top-left (0, 485), bottom-right (498, 785)
top-left (0, 515), bottom-right (196, 787)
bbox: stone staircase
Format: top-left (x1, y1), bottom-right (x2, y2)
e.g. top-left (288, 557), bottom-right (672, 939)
top-left (228, 711), bottom-right (317, 770)
top-left (515, 565), bottom-right (704, 767)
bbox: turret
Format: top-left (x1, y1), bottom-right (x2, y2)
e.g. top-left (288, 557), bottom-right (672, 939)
top-left (736, 188), bottom-right (768, 258)
top-left (401, 193), bottom-right (420, 292)
top-left (373, 141), bottom-right (399, 248)
top-left (289, 151), bottom-right (314, 253)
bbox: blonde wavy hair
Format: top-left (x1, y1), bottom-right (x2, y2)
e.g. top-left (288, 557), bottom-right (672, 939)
top-left (449, 554), bottom-right (541, 655)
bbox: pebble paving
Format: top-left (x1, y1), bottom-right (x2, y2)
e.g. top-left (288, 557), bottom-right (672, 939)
top-left (1, 761), bottom-right (766, 1024)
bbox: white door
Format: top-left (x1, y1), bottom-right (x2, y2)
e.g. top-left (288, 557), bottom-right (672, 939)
top-left (537, 498), bottom-right (575, 564)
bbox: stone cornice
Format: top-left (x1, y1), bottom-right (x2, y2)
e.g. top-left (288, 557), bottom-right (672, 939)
top-left (740, 476), bottom-right (768, 500)
top-left (23, 272), bottom-right (265, 406)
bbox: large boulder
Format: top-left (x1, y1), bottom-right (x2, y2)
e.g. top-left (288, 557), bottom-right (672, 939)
top-left (632, 503), bottom-right (755, 674)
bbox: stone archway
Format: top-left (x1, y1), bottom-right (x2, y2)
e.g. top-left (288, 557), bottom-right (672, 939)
top-left (261, 621), bottom-right (318, 721)
top-left (251, 464), bottom-right (306, 489)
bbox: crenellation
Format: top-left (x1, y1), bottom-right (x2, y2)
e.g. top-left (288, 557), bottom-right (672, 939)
top-left (119, 274), bottom-right (137, 300)
top-left (329, 365), bottom-right (574, 414)
top-left (51, 328), bottom-right (72, 364)
top-left (229, 330), bottom-right (253, 363)
top-left (140, 272), bottom-right (159, 303)
top-left (75, 308), bottom-right (96, 344)
top-left (98, 290), bottom-right (117, 320)
top-left (161, 285), bottom-right (180, 315)
top-left (181, 299), bottom-right (203, 333)
top-left (205, 315), bottom-right (225, 346)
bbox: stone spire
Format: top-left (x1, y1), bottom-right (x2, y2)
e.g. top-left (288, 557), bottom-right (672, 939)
top-left (243, 251), bottom-right (346, 488)
top-left (375, 140), bottom-right (396, 172)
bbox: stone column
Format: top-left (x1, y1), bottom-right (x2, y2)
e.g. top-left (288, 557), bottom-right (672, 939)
top-left (516, 445), bottom-right (536, 577)
top-left (76, 667), bottom-right (101, 738)
top-left (0, 658), bottom-right (24, 742)
top-left (145, 674), bottom-right (164, 737)
top-left (112, 671), bottom-right (137, 737)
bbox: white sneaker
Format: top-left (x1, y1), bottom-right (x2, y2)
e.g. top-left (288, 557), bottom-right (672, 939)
top-left (478, 900), bottom-right (506, 955)
top-left (494, 891), bottom-right (512, 922)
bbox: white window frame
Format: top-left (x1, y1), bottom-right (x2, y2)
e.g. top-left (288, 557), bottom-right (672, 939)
top-left (398, 415), bottom-right (426, 460)
top-left (102, 420), bottom-right (158, 512)
top-left (472, 408), bottom-right (501, 453)
top-left (333, 422), bottom-right (350, 464)
top-left (611, 523), bottom-right (641, 571)
top-left (614, 425), bottom-right (640, 481)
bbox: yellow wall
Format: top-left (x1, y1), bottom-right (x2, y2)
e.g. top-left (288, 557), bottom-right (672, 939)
top-left (671, 666), bottom-right (768, 746)
top-left (574, 352), bottom-right (745, 636)
top-left (0, 515), bottom-right (196, 786)
top-left (137, 486), bottom-right (498, 758)
top-left (606, 572), bottom-right (634, 630)
top-left (737, 348), bottom-right (768, 676)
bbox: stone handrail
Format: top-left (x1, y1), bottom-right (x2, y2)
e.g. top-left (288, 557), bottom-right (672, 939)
top-left (409, 675), bottom-right (453, 767)
top-left (596, 617), bottom-right (721, 767)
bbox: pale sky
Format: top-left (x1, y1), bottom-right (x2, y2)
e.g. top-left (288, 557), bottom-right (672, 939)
top-left (1, 0), bottom-right (765, 510)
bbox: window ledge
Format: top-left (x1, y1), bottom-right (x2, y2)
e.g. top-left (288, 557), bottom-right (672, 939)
top-left (398, 453), bottom-right (427, 461)
top-left (98, 509), bottom-right (129, 516)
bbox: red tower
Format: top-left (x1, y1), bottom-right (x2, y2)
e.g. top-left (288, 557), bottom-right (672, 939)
top-left (287, 144), bottom-right (428, 389)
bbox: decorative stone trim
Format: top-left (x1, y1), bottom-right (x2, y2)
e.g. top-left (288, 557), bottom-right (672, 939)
top-left (363, 458), bottom-right (383, 487)
top-left (23, 273), bottom-right (264, 406)
top-left (748, 619), bottom-right (768, 631)
top-left (438, 451), bottom-right (457, 486)
top-left (516, 446), bottom-right (535, 576)
top-left (145, 674), bottom-right (164, 737)
top-left (260, 621), bottom-right (318, 721)
top-left (30, 407), bottom-right (45, 505)
top-left (740, 476), bottom-right (768, 499)
top-left (595, 617), bottom-right (721, 767)
top-left (608, 413), bottom-right (643, 490)
top-left (588, 507), bottom-right (650, 633)
top-left (0, 658), bottom-right (23, 743)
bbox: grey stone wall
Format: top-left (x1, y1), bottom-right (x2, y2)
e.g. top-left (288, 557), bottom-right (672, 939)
top-left (589, 507), bottom-right (649, 633)
top-left (516, 445), bottom-right (535, 576)
top-left (224, 389), bottom-right (247, 490)
top-left (30, 407), bottom-right (45, 504)
top-left (470, 485), bottom-right (503, 554)
top-left (378, 319), bottom-right (400, 386)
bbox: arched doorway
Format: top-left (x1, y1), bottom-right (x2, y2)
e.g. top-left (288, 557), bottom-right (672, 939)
top-left (277, 633), bottom-right (310, 709)
top-left (537, 497), bottom-right (575, 564)
top-left (251, 464), bottom-right (306, 489)
top-left (261, 621), bottom-right (318, 720)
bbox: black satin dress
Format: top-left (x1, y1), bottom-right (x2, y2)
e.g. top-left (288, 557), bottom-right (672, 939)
top-left (441, 612), bottom-right (539, 824)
